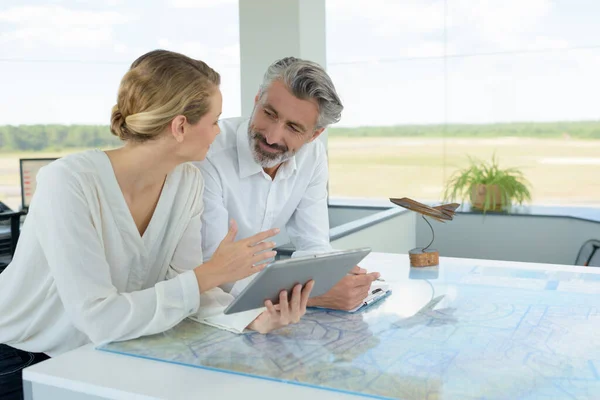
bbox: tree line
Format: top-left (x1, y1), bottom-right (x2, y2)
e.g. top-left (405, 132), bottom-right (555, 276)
top-left (328, 120), bottom-right (600, 139)
top-left (1, 120), bottom-right (599, 152)
top-left (0, 125), bottom-right (121, 152)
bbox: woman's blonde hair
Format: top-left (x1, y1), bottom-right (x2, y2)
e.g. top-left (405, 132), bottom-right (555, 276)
top-left (110, 49), bottom-right (220, 142)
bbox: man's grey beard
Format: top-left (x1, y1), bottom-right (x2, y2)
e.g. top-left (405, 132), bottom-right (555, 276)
top-left (248, 130), bottom-right (293, 168)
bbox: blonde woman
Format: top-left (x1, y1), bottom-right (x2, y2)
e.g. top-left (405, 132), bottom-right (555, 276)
top-left (0, 50), bottom-right (314, 400)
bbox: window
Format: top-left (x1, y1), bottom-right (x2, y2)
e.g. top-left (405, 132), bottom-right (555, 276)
top-left (326, 0), bottom-right (600, 206)
top-left (0, 0), bottom-right (241, 210)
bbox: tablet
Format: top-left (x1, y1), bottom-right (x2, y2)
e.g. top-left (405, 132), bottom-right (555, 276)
top-left (223, 247), bottom-right (371, 315)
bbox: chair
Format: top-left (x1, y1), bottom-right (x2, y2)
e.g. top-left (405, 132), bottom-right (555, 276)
top-left (0, 203), bottom-right (23, 273)
top-left (574, 239), bottom-right (600, 267)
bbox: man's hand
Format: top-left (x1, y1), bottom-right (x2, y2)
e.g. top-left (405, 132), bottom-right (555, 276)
top-left (350, 265), bottom-right (367, 275)
top-left (307, 268), bottom-right (380, 311)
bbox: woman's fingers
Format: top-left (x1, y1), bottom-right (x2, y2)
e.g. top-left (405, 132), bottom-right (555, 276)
top-left (251, 241), bottom-right (276, 253)
top-left (251, 250), bottom-right (277, 265)
top-left (265, 300), bottom-right (277, 315)
top-left (252, 262), bottom-right (269, 272)
top-left (289, 284), bottom-right (303, 323)
top-left (255, 282), bottom-right (315, 333)
top-left (237, 263), bottom-right (268, 280)
top-left (221, 219), bottom-right (238, 243)
top-left (300, 280), bottom-right (315, 310)
top-left (279, 290), bottom-right (290, 324)
top-left (245, 228), bottom-right (280, 246)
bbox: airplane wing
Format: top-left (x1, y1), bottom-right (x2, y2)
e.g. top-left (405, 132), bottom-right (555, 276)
top-left (390, 197), bottom-right (459, 222)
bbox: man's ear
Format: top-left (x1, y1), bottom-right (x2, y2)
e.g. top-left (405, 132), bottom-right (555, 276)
top-left (254, 91), bottom-right (259, 104)
top-left (308, 127), bottom-right (325, 143)
top-left (170, 115), bottom-right (187, 143)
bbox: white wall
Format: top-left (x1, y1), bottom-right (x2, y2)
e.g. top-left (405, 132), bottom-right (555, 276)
top-left (416, 213), bottom-right (600, 265)
top-left (238, 0), bottom-right (326, 117)
top-left (328, 207), bottom-right (381, 228)
top-left (332, 212), bottom-right (416, 254)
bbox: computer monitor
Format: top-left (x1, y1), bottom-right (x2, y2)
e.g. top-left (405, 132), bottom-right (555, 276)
top-left (19, 158), bottom-right (58, 212)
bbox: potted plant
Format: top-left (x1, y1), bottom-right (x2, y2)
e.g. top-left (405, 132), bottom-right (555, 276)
top-left (442, 155), bottom-right (532, 212)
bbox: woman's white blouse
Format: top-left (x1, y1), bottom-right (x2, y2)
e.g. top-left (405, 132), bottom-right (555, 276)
top-left (0, 150), bottom-right (260, 357)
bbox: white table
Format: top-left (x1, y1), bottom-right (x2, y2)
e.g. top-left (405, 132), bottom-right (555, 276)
top-left (23, 253), bottom-right (600, 400)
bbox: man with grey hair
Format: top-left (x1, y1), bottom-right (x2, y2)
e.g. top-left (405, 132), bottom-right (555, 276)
top-left (195, 57), bottom-right (381, 311)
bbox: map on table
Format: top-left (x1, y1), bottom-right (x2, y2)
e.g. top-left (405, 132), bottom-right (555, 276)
top-left (99, 263), bottom-right (600, 399)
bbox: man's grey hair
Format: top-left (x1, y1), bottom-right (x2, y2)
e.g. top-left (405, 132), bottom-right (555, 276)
top-left (258, 57), bottom-right (343, 130)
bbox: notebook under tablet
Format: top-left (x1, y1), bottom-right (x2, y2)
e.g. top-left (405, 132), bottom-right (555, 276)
top-left (223, 247), bottom-right (372, 315)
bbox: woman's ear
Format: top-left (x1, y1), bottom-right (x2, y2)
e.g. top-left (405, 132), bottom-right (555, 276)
top-left (170, 115), bottom-right (187, 143)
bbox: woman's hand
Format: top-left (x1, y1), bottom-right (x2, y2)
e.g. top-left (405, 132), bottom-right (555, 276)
top-left (247, 280), bottom-right (315, 334)
top-left (195, 220), bottom-right (279, 292)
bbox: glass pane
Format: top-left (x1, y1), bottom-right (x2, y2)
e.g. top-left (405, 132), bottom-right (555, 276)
top-left (0, 0), bottom-right (241, 210)
top-left (327, 60), bottom-right (445, 201)
top-left (326, 0), bottom-right (445, 63)
top-left (327, 0), bottom-right (600, 207)
top-left (446, 49), bottom-right (600, 205)
top-left (447, 0), bottom-right (600, 54)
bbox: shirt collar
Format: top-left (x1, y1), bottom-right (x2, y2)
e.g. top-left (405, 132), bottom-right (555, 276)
top-left (236, 120), bottom-right (298, 180)
top-left (277, 152), bottom-right (297, 180)
top-left (236, 121), bottom-right (262, 179)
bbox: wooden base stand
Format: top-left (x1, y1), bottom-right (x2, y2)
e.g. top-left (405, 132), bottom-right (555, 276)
top-left (409, 248), bottom-right (439, 267)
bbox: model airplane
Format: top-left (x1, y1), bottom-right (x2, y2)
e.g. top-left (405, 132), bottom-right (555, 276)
top-left (390, 197), bottom-right (460, 223)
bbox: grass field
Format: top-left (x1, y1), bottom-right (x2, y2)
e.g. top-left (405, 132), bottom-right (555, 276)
top-left (328, 137), bottom-right (600, 206)
top-left (1, 137), bottom-right (600, 209)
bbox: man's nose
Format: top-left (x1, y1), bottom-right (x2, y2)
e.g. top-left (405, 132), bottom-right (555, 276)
top-left (264, 124), bottom-right (285, 144)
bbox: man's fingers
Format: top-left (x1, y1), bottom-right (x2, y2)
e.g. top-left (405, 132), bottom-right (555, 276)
top-left (353, 272), bottom-right (381, 286)
top-left (350, 265), bottom-right (366, 275)
top-left (367, 271), bottom-right (381, 281)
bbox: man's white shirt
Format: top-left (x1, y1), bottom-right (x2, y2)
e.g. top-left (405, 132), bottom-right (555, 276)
top-left (195, 117), bottom-right (333, 294)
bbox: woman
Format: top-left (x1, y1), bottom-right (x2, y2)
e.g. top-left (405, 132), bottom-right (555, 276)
top-left (0, 50), bottom-right (314, 399)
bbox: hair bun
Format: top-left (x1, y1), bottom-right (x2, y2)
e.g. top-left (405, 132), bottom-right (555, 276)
top-left (109, 50), bottom-right (221, 142)
top-left (110, 105), bottom-right (130, 140)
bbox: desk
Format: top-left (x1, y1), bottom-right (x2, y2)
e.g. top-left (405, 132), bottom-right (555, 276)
top-left (23, 253), bottom-right (600, 399)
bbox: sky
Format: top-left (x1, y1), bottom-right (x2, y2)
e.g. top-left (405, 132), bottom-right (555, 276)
top-left (0, 0), bottom-right (599, 127)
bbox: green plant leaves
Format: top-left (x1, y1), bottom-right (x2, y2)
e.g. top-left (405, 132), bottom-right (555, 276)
top-left (443, 153), bottom-right (532, 213)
